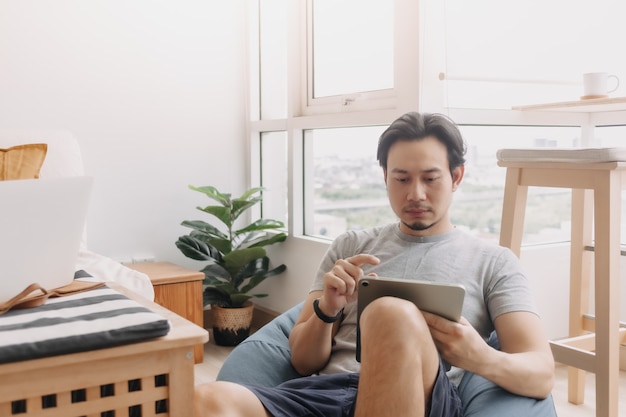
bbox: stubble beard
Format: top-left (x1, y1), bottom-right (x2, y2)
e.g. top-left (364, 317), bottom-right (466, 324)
top-left (401, 219), bottom-right (437, 232)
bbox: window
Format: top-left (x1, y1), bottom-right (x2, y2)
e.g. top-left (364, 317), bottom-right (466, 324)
top-left (442, 0), bottom-right (626, 109)
top-left (304, 124), bottom-right (581, 242)
top-left (455, 125), bottom-right (580, 244)
top-left (250, 0), bottom-right (626, 246)
top-left (304, 126), bottom-right (391, 239)
top-left (260, 131), bottom-right (289, 225)
top-left (304, 0), bottom-right (404, 114)
top-left (310, 0), bottom-right (393, 98)
top-left (258, 0), bottom-right (288, 120)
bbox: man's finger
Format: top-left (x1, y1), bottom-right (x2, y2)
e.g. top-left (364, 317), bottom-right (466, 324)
top-left (345, 254), bottom-right (380, 267)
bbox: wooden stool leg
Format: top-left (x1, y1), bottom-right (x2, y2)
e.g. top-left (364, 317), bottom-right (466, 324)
top-left (568, 188), bottom-right (593, 404)
top-left (500, 167), bottom-right (528, 256)
top-left (592, 171), bottom-right (621, 417)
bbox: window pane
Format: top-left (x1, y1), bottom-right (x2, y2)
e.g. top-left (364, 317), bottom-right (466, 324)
top-left (305, 126), bottom-right (392, 238)
top-left (311, 0), bottom-right (393, 98)
top-left (458, 125), bottom-right (579, 244)
top-left (261, 131), bottom-right (288, 225)
top-left (260, 0), bottom-right (288, 119)
top-left (306, 124), bottom-right (580, 243)
top-left (595, 125), bottom-right (626, 147)
top-left (444, 0), bottom-right (626, 109)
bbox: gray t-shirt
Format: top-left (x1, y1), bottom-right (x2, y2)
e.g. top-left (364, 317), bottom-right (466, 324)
top-left (309, 223), bottom-right (538, 385)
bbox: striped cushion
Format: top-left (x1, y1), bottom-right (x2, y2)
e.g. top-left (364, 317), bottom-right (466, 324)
top-left (0, 285), bottom-right (170, 364)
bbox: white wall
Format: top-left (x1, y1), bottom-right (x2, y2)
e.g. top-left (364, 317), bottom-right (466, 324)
top-left (2, 1), bottom-right (624, 343)
top-left (0, 1), bottom-right (248, 268)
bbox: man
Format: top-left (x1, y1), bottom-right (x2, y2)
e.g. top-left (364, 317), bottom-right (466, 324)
top-left (194, 112), bottom-right (556, 417)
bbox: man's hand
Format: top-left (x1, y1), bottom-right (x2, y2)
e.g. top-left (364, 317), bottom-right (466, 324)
top-left (289, 253), bottom-right (379, 375)
top-left (319, 254), bottom-right (380, 316)
top-left (423, 310), bottom-right (555, 398)
top-left (422, 312), bottom-right (490, 373)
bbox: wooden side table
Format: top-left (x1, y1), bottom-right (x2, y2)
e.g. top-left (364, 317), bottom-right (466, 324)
top-left (130, 261), bottom-right (206, 363)
top-left (0, 283), bottom-right (208, 417)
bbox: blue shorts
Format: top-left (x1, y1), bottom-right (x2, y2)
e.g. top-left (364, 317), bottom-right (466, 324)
top-left (244, 359), bottom-right (462, 417)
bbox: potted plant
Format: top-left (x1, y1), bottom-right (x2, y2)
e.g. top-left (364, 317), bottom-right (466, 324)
top-left (175, 185), bottom-right (287, 346)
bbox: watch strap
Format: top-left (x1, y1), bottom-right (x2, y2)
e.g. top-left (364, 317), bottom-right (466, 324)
top-left (313, 298), bottom-right (343, 323)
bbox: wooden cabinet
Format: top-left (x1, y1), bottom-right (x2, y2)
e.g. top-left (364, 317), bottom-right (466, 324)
top-left (130, 262), bottom-right (205, 363)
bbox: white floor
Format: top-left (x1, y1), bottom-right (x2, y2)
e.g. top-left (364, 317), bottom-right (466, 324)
top-left (551, 364), bottom-right (625, 417)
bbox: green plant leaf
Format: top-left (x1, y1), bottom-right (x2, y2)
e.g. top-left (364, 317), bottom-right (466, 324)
top-left (236, 218), bottom-right (284, 235)
top-left (238, 187), bottom-right (264, 201)
top-left (190, 185), bottom-right (231, 206)
top-left (190, 231), bottom-right (231, 255)
top-left (231, 198), bottom-right (261, 222)
top-left (198, 205), bottom-right (232, 227)
top-left (175, 235), bottom-right (215, 261)
top-left (245, 232), bottom-right (287, 249)
top-left (222, 247), bottom-right (266, 278)
top-left (229, 293), bottom-right (254, 307)
top-left (181, 220), bottom-right (228, 240)
top-left (200, 263), bottom-right (230, 282)
top-left (203, 287), bottom-right (231, 307)
top-left (240, 263), bottom-right (287, 294)
top-left (234, 257), bottom-right (266, 289)
top-left (182, 232), bottom-right (225, 260)
top-left (212, 281), bottom-right (240, 294)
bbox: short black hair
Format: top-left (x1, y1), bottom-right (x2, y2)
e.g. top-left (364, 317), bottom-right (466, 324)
top-left (377, 112), bottom-right (467, 174)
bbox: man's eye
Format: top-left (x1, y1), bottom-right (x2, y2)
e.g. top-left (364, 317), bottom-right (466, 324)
top-left (395, 177), bottom-right (408, 183)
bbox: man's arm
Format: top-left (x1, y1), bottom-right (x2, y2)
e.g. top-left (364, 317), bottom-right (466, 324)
top-left (289, 254), bottom-right (380, 376)
top-left (425, 310), bottom-right (555, 399)
top-left (487, 311), bottom-right (555, 398)
top-left (288, 291), bottom-right (339, 375)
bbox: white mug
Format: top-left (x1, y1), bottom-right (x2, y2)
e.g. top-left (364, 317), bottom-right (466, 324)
top-left (582, 72), bottom-right (619, 97)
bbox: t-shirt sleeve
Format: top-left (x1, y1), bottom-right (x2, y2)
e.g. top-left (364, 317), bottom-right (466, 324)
top-left (485, 248), bottom-right (539, 320)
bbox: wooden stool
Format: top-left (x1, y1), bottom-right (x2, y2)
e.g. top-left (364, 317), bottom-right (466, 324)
top-left (497, 148), bottom-right (626, 417)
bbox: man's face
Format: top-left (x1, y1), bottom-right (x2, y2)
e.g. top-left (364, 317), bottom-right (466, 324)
top-left (384, 136), bottom-right (464, 236)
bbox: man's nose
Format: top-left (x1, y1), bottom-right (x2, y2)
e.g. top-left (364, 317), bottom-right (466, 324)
top-left (407, 182), bottom-right (426, 201)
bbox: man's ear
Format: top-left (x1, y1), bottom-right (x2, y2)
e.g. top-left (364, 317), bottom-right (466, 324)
top-left (451, 165), bottom-right (464, 191)
top-left (383, 168), bottom-right (388, 185)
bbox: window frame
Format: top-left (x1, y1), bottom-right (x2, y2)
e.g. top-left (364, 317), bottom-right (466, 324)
top-left (301, 0), bottom-right (420, 116)
top-left (247, 0), bottom-right (626, 243)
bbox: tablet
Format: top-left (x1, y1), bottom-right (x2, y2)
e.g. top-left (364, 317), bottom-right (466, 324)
top-left (356, 276), bottom-right (465, 362)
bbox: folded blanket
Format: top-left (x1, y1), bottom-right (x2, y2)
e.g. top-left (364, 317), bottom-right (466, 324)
top-left (0, 285), bottom-right (170, 364)
top-left (496, 147), bottom-right (626, 163)
top-left (75, 249), bottom-right (155, 301)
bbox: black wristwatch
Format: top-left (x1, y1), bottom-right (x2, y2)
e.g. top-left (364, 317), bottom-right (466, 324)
top-left (313, 298), bottom-right (343, 323)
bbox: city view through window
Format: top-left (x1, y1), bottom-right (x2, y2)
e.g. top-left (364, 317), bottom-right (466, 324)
top-left (309, 125), bottom-right (579, 244)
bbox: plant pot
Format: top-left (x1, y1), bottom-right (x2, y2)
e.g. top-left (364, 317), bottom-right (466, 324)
top-left (211, 302), bottom-right (254, 346)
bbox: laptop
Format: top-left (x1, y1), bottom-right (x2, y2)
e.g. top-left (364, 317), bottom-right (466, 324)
top-left (0, 176), bottom-right (93, 303)
top-left (356, 276), bottom-right (465, 362)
